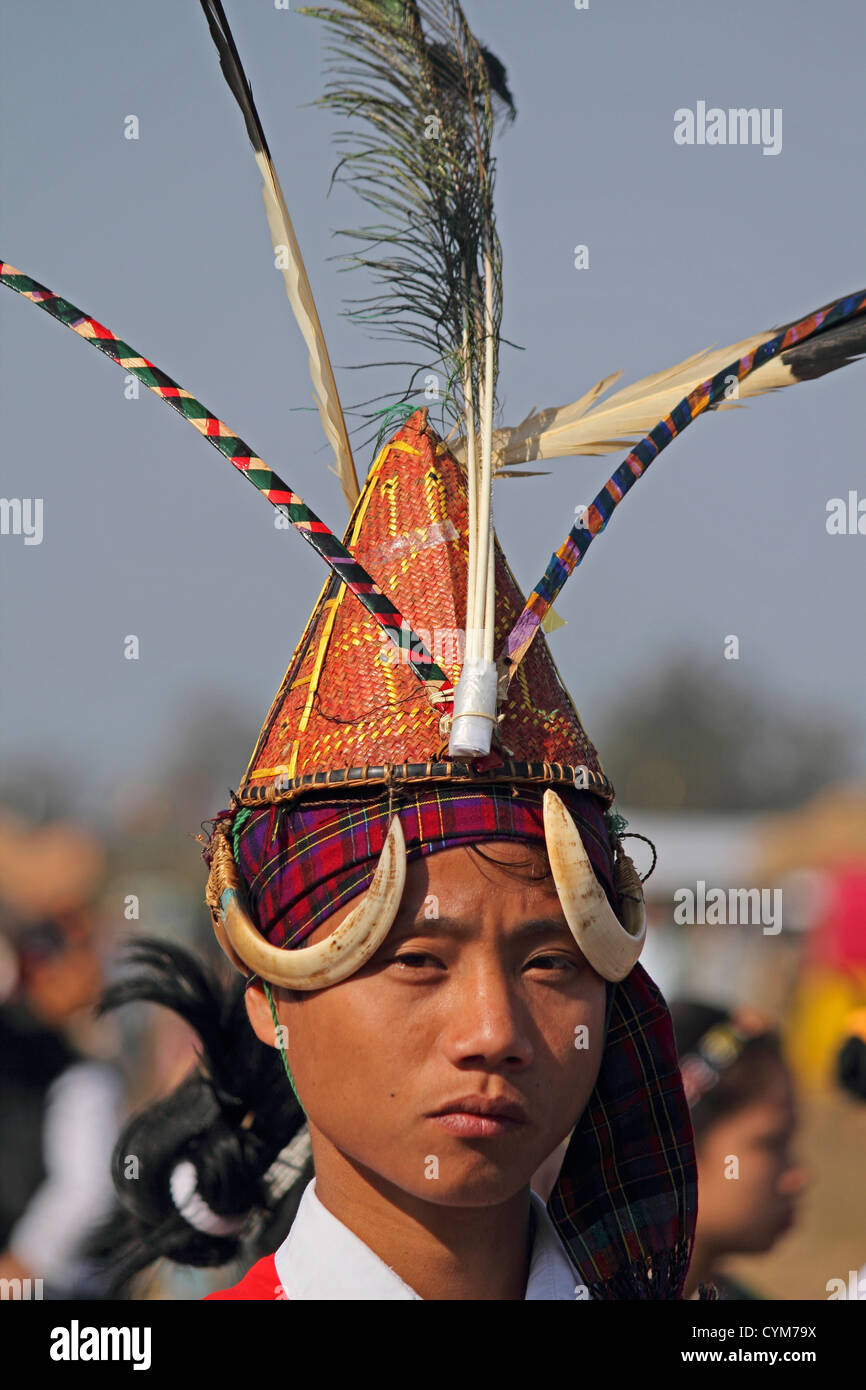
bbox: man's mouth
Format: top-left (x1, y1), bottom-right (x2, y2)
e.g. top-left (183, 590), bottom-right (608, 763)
top-left (427, 1094), bottom-right (529, 1138)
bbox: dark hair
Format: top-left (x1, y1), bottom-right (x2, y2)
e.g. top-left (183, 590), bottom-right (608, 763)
top-left (86, 939), bottom-right (307, 1294)
top-left (469, 834), bottom-right (620, 917)
top-left (670, 1000), bottom-right (784, 1139)
top-left (467, 840), bottom-right (551, 880)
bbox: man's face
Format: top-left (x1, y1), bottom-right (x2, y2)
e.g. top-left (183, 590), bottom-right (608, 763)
top-left (249, 839), bottom-right (607, 1208)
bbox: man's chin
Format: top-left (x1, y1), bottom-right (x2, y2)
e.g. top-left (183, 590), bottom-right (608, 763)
top-left (407, 1181), bottom-right (534, 1209)
top-left (334, 1130), bottom-right (548, 1208)
top-left (398, 1154), bottom-right (543, 1209)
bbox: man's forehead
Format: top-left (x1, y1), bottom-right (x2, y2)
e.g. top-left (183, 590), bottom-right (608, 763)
top-left (400, 838), bottom-right (552, 892)
top-left (394, 842), bottom-right (566, 936)
top-left (389, 913), bottom-right (573, 942)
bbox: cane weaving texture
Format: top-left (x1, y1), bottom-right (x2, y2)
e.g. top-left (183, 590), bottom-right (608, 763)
top-left (239, 409), bottom-right (611, 804)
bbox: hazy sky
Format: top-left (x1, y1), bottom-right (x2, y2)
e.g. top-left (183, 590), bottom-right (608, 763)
top-left (1, 0), bottom-right (864, 825)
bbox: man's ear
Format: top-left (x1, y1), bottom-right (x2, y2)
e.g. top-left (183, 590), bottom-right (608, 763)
top-left (245, 978), bottom-right (282, 1047)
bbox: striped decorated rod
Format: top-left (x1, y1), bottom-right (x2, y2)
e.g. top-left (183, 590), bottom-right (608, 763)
top-left (501, 287), bottom-right (866, 682)
top-left (0, 261), bottom-right (454, 710)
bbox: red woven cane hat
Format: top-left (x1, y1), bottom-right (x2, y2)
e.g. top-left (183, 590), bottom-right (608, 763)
top-left (236, 407), bottom-right (613, 809)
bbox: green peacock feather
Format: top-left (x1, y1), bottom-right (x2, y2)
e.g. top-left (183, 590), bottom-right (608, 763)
top-left (299, 0), bottom-right (514, 440)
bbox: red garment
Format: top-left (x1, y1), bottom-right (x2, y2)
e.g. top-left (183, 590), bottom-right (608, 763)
top-left (204, 1253), bottom-right (284, 1301)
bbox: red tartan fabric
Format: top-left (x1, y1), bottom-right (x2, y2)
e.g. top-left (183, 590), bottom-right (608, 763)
top-left (230, 781), bottom-right (616, 949)
top-left (549, 962), bottom-right (697, 1299)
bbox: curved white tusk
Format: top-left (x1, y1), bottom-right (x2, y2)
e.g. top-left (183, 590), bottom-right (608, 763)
top-left (212, 906), bottom-right (249, 976)
top-left (219, 814), bottom-right (406, 991)
top-left (543, 789), bottom-right (646, 982)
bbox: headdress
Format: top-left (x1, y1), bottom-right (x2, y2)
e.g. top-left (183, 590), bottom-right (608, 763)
top-left (185, 0), bottom-right (862, 994)
top-left (3, 0), bottom-right (863, 1301)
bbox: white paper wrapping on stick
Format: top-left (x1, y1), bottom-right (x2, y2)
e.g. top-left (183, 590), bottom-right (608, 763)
top-left (448, 658), bottom-right (499, 758)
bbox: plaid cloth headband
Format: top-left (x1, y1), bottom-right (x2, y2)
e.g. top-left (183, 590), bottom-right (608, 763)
top-left (228, 781), bottom-right (617, 949)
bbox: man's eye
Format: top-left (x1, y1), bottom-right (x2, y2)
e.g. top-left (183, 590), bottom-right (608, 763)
top-left (526, 954), bottom-right (579, 972)
top-left (391, 952), bottom-right (444, 970)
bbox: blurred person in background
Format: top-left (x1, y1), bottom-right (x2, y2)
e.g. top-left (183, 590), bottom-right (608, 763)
top-left (0, 811), bottom-right (123, 1298)
top-left (671, 1001), bottom-right (809, 1300)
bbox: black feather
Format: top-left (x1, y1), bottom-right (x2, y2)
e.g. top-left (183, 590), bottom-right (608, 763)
top-left (199, 0), bottom-right (270, 159)
top-left (779, 312), bottom-right (866, 382)
top-left (88, 937), bottom-right (304, 1291)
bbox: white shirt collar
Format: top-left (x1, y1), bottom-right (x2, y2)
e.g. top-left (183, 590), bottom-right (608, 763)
top-left (274, 1179), bottom-right (583, 1300)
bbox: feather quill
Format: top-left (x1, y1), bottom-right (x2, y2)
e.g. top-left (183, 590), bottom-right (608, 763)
top-left (199, 0), bottom-right (360, 509)
top-left (451, 296), bottom-right (865, 472)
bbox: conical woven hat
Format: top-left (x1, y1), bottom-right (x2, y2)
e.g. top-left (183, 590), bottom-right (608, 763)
top-left (236, 409), bottom-right (612, 807)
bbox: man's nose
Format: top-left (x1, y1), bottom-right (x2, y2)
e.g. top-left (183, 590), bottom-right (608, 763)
top-left (440, 964), bottom-right (534, 1069)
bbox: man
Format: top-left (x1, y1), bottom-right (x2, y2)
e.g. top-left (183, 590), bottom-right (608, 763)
top-left (2, 0), bottom-right (860, 1303)
top-left (193, 409), bottom-right (702, 1300)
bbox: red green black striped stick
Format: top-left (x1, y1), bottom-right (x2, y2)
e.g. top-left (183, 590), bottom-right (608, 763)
top-left (0, 260), bottom-right (454, 710)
